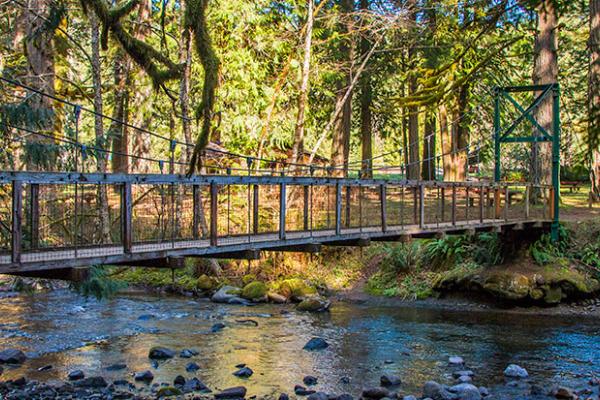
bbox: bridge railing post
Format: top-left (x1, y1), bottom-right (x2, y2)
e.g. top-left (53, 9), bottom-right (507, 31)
top-left (11, 180), bottom-right (22, 264)
top-left (279, 182), bottom-right (286, 240)
top-left (192, 184), bottom-right (200, 240)
top-left (380, 183), bottom-right (387, 233)
top-left (419, 183), bottom-right (425, 229)
top-left (122, 182), bottom-right (132, 254)
top-left (335, 182), bottom-right (342, 235)
top-left (303, 185), bottom-right (309, 231)
top-left (29, 183), bottom-right (40, 249)
top-left (210, 181), bottom-right (218, 246)
top-left (451, 184), bottom-right (457, 226)
top-left (253, 184), bottom-right (260, 234)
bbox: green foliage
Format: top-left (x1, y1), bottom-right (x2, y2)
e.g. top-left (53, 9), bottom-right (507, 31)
top-left (70, 266), bottom-right (126, 300)
top-left (422, 236), bottom-right (467, 270)
top-left (529, 225), bottom-right (570, 266)
top-left (380, 242), bottom-right (421, 273)
top-left (470, 233), bottom-right (503, 266)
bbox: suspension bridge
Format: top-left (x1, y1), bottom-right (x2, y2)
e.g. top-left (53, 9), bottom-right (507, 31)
top-left (0, 78), bottom-right (561, 278)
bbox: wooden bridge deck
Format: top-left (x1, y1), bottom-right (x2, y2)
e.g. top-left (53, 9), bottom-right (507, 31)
top-left (0, 172), bottom-right (554, 274)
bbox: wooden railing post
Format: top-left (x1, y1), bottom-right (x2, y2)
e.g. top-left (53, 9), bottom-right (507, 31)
top-left (122, 182), bottom-right (132, 254)
top-left (11, 180), bottom-right (22, 264)
top-left (253, 184), bottom-right (260, 234)
top-left (548, 186), bottom-right (555, 221)
top-left (279, 182), bottom-right (286, 240)
top-left (335, 182), bottom-right (342, 235)
top-left (380, 183), bottom-right (387, 232)
top-left (479, 186), bottom-right (485, 223)
top-left (494, 186), bottom-right (502, 219)
top-left (210, 181), bottom-right (218, 246)
top-left (525, 185), bottom-right (530, 219)
top-left (504, 185), bottom-right (509, 221)
top-left (302, 185), bottom-right (310, 231)
top-left (451, 184), bottom-right (457, 226)
top-left (192, 185), bottom-right (200, 240)
top-left (29, 183), bottom-right (39, 249)
top-left (413, 187), bottom-right (419, 225)
top-left (419, 184), bottom-right (425, 228)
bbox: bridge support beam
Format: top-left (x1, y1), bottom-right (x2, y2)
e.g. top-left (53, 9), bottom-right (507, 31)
top-left (114, 256), bottom-right (186, 269)
top-left (191, 249), bottom-right (262, 260)
top-left (9, 267), bottom-right (90, 282)
top-left (323, 238), bottom-right (371, 247)
top-left (263, 243), bottom-right (321, 253)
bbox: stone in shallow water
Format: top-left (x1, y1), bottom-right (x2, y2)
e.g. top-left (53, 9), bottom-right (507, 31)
top-left (75, 376), bottom-right (108, 388)
top-left (303, 376), bottom-right (318, 386)
top-left (303, 337), bottom-right (329, 351)
top-left (0, 349), bottom-right (26, 364)
top-left (448, 356), bottom-right (464, 365)
top-left (452, 370), bottom-right (474, 379)
top-left (186, 362), bottom-right (201, 372)
top-left (295, 385), bottom-right (316, 396)
top-left (233, 367), bottom-right (253, 378)
top-left (380, 375), bottom-right (401, 387)
top-left (148, 346), bottom-right (175, 359)
top-left (183, 377), bottom-right (210, 393)
top-left (449, 383), bottom-right (481, 400)
top-left (68, 370), bottom-right (84, 381)
top-left (503, 364), bottom-right (528, 379)
top-left (37, 364), bottom-right (52, 372)
top-left (180, 349), bottom-right (197, 358)
top-left (174, 375), bottom-right (186, 386)
top-left (362, 387), bottom-right (391, 399)
top-left (278, 393), bottom-right (289, 400)
top-left (423, 381), bottom-right (454, 400)
top-left (553, 386), bottom-right (576, 399)
top-left (134, 370), bottom-right (154, 382)
top-left (215, 386), bottom-right (247, 399)
top-left (105, 363), bottom-right (127, 371)
top-left (307, 392), bottom-right (329, 400)
top-left (212, 323), bottom-right (226, 333)
top-left (457, 375), bottom-right (472, 383)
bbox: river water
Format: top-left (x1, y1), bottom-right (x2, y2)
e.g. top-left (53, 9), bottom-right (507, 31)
top-left (0, 290), bottom-right (598, 398)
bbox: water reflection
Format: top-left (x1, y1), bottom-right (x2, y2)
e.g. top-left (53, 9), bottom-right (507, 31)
top-left (0, 290), bottom-right (598, 397)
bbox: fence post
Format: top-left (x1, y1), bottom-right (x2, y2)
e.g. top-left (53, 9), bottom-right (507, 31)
top-left (380, 183), bottom-right (387, 233)
top-left (210, 181), bottom-right (218, 246)
top-left (122, 182), bottom-right (132, 253)
top-left (525, 185), bottom-right (530, 219)
top-left (192, 185), bottom-right (200, 240)
top-left (419, 184), bottom-right (425, 228)
top-left (279, 182), bottom-right (286, 240)
top-left (479, 186), bottom-right (485, 223)
top-left (303, 185), bottom-right (309, 231)
top-left (451, 184), bottom-right (457, 226)
top-left (30, 183), bottom-right (39, 249)
top-left (253, 184), bottom-right (260, 234)
top-left (11, 180), bottom-right (22, 264)
top-left (335, 182), bottom-right (342, 235)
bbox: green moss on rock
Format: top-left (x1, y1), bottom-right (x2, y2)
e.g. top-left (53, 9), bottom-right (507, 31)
top-left (197, 274), bottom-right (218, 291)
top-left (277, 278), bottom-right (317, 299)
top-left (482, 273), bottom-right (531, 300)
top-left (296, 297), bottom-right (330, 312)
top-left (241, 281), bottom-right (267, 300)
top-left (242, 274), bottom-right (256, 286)
top-left (156, 386), bottom-right (182, 397)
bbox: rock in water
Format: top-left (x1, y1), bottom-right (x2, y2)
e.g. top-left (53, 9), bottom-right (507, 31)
top-left (452, 370), bottom-right (474, 379)
top-left (268, 292), bottom-right (287, 304)
top-left (233, 367), bottom-right (254, 378)
top-left (174, 375), bottom-right (186, 386)
top-left (295, 385), bottom-right (316, 396)
top-left (37, 364), bottom-right (52, 371)
top-left (303, 337), bottom-right (329, 351)
top-left (457, 375), bottom-right (472, 383)
top-left (503, 364), bottom-right (528, 379)
top-left (278, 393), bottom-right (290, 400)
top-left (212, 323), bottom-right (226, 332)
top-left (449, 383), bottom-right (481, 400)
top-left (134, 370), bottom-right (154, 382)
top-left (307, 392), bottom-right (330, 400)
top-left (423, 381), bottom-right (454, 400)
top-left (75, 376), bottom-right (108, 388)
top-left (553, 386), bottom-right (576, 399)
top-left (197, 274), bottom-right (218, 291)
top-left (296, 297), bottom-right (331, 312)
top-left (212, 286), bottom-right (250, 305)
top-left (186, 362), bottom-right (201, 372)
top-left (215, 386), bottom-right (247, 399)
top-left (67, 370), bottom-right (84, 381)
top-left (183, 377), bottom-right (210, 393)
top-left (241, 281), bottom-right (268, 301)
top-left (403, 396), bottom-right (418, 400)
top-left (156, 387), bottom-right (182, 397)
top-left (380, 375), bottom-right (402, 387)
top-left (0, 349), bottom-right (26, 364)
top-left (448, 356), bottom-right (464, 365)
top-left (180, 349), bottom-right (196, 358)
top-left (362, 387), bottom-right (391, 399)
top-left (148, 346), bottom-right (175, 359)
top-left (105, 363), bottom-right (127, 371)
top-left (303, 375), bottom-right (318, 386)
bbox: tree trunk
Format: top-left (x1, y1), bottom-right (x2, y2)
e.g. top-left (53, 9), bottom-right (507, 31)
top-left (422, 113), bottom-right (436, 180)
top-left (532, 0), bottom-right (558, 186)
top-left (590, 0), bottom-right (600, 200)
top-left (25, 0), bottom-right (56, 170)
top-left (180, 5), bottom-right (194, 163)
top-left (291, 0), bottom-right (314, 172)
top-left (90, 9), bottom-right (111, 243)
top-left (109, 52), bottom-right (130, 173)
top-left (329, 0), bottom-right (354, 178)
top-left (359, 0), bottom-right (373, 179)
top-left (407, 0), bottom-right (420, 180)
top-left (439, 104), bottom-right (454, 181)
top-left (452, 83), bottom-right (470, 181)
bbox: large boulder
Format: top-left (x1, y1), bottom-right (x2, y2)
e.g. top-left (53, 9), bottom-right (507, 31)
top-left (215, 386), bottom-right (247, 399)
top-left (449, 383), bottom-right (481, 400)
top-left (423, 381), bottom-right (454, 400)
top-left (362, 387), bottom-right (391, 399)
top-left (212, 286), bottom-right (251, 305)
top-left (0, 349), bottom-right (26, 364)
top-left (241, 281), bottom-right (268, 301)
top-left (303, 337), bottom-right (329, 351)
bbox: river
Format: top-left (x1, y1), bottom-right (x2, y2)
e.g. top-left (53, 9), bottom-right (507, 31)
top-left (0, 290), bottom-right (598, 398)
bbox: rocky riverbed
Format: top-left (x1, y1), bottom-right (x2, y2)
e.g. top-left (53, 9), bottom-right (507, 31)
top-left (0, 289), bottom-right (598, 399)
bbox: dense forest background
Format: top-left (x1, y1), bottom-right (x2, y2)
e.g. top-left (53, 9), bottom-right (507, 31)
top-left (0, 0), bottom-right (599, 198)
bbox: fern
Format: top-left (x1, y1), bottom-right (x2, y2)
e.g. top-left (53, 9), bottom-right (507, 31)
top-left (70, 266), bottom-right (126, 300)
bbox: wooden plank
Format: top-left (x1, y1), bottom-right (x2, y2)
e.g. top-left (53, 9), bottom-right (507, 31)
top-left (494, 188), bottom-right (502, 219)
top-left (29, 183), bottom-right (39, 249)
top-left (335, 182), bottom-right (342, 235)
top-left (192, 185), bottom-right (200, 240)
top-left (279, 182), bottom-right (286, 240)
top-left (210, 182), bottom-right (218, 246)
top-left (380, 183), bottom-right (387, 233)
top-left (11, 180), bottom-right (22, 264)
top-left (253, 184), bottom-right (260, 234)
top-left (122, 182), bottom-right (132, 254)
